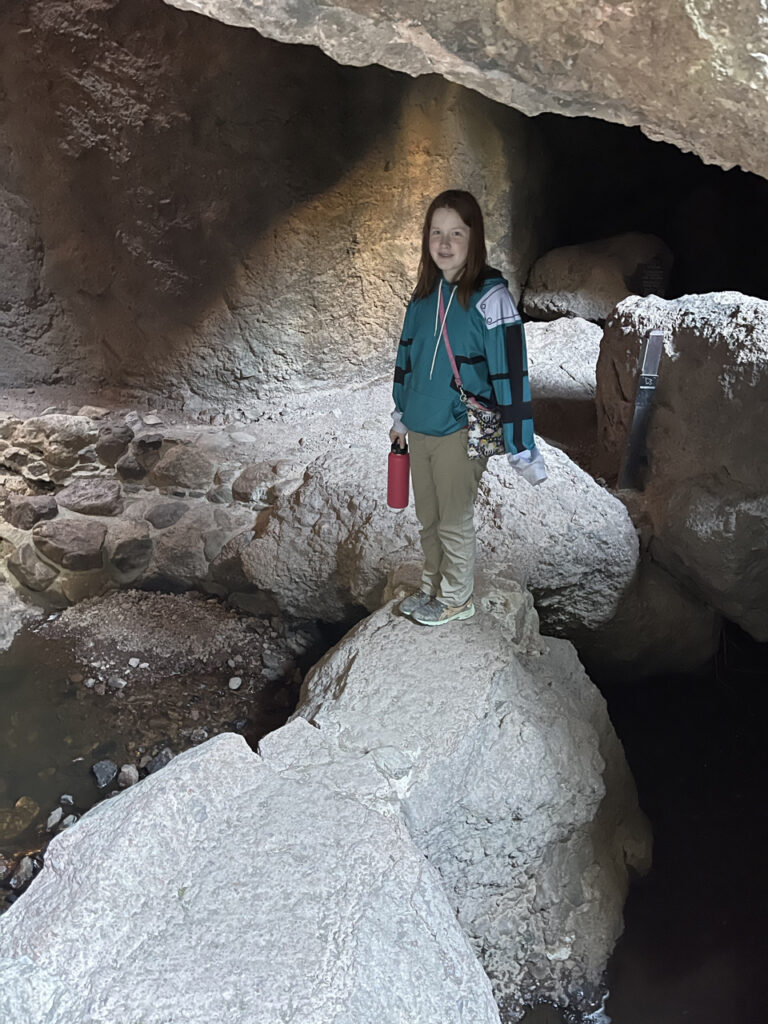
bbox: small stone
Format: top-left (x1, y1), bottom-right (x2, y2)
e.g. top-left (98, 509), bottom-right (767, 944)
top-left (145, 747), bottom-right (173, 775)
top-left (189, 727), bottom-right (209, 744)
top-left (143, 413), bottom-right (164, 426)
top-left (0, 854), bottom-right (12, 882)
top-left (9, 856), bottom-right (34, 890)
top-left (77, 405), bottom-right (109, 419)
top-left (84, 678), bottom-right (95, 688)
top-left (47, 807), bottom-right (64, 830)
top-left (92, 759), bottom-right (118, 788)
top-left (117, 764), bottom-right (140, 788)
top-left (139, 662), bottom-right (149, 669)
top-left (227, 658), bottom-right (236, 668)
top-left (95, 424), bottom-right (134, 467)
top-left (107, 676), bottom-right (127, 691)
top-left (128, 658), bottom-right (141, 669)
top-left (60, 794), bottom-right (74, 805)
top-left (60, 814), bottom-right (78, 828)
top-left (228, 676), bottom-right (243, 690)
top-left (68, 671), bottom-right (84, 684)
top-left (94, 682), bottom-right (106, 695)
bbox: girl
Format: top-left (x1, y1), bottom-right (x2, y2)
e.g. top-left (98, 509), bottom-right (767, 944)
top-left (390, 190), bottom-right (546, 626)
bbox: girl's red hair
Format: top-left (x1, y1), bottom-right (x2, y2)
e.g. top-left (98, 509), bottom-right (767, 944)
top-left (412, 190), bottom-right (488, 309)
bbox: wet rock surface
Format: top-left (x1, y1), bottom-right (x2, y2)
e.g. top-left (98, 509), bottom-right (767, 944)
top-left (0, 589), bottom-right (321, 912)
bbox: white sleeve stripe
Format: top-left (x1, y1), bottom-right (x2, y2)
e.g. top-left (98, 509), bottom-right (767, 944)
top-left (475, 283), bottom-right (521, 328)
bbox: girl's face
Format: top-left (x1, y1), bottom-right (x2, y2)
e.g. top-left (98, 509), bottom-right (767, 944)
top-left (429, 207), bottom-right (471, 282)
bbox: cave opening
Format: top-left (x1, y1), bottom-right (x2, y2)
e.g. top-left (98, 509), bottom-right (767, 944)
top-left (532, 112), bottom-right (768, 302)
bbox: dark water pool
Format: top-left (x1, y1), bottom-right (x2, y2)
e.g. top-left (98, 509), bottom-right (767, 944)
top-left (601, 624), bottom-right (768, 1024)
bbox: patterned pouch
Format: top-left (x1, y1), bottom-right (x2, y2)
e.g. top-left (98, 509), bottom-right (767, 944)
top-left (465, 399), bottom-right (505, 460)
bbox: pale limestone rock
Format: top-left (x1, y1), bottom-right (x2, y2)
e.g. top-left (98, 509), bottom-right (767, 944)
top-left (294, 605), bottom-right (651, 1017)
top-left (596, 292), bottom-right (768, 640)
top-left (0, 733), bottom-right (501, 1024)
top-left (239, 435), bottom-right (639, 635)
top-left (0, 581), bottom-right (41, 652)
top-left (523, 233), bottom-right (673, 322)
top-left (525, 316), bottom-right (602, 450)
top-left (11, 414), bottom-right (98, 455)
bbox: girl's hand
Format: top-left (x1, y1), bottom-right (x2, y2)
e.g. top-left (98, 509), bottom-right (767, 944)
top-left (389, 428), bottom-right (407, 448)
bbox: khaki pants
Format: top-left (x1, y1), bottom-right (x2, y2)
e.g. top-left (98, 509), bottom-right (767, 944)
top-left (409, 428), bottom-right (487, 606)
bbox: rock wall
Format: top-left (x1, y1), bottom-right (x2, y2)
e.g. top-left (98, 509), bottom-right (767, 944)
top-left (0, 0), bottom-right (548, 403)
top-left (164, 0), bottom-right (768, 180)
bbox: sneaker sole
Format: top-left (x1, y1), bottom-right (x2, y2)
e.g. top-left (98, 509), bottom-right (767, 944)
top-left (413, 604), bottom-right (475, 626)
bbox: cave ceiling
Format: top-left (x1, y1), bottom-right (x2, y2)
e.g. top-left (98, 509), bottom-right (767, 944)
top-left (163, 0), bottom-right (768, 180)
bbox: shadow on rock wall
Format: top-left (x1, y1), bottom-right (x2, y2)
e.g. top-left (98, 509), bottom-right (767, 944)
top-left (0, 0), bottom-right (406, 393)
top-left (0, 0), bottom-right (548, 405)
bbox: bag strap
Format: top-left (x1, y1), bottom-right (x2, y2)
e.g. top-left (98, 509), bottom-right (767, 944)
top-left (438, 286), bottom-right (469, 404)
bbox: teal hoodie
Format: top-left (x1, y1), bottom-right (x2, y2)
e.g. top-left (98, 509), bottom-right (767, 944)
top-left (393, 268), bottom-right (535, 454)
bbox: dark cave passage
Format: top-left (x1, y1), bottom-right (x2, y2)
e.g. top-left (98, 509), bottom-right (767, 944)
top-left (533, 112), bottom-right (768, 302)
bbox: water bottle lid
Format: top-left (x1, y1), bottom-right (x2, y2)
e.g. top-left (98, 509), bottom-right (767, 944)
top-left (391, 440), bottom-right (408, 454)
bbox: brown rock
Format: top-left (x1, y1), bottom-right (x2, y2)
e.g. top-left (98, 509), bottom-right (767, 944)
top-left (56, 478), bottom-right (123, 516)
top-left (33, 519), bottom-right (107, 570)
top-left (7, 541), bottom-right (59, 591)
top-left (2, 494), bottom-right (58, 531)
top-left (96, 424), bottom-right (134, 467)
top-left (105, 520), bottom-right (153, 577)
top-left (148, 446), bottom-right (216, 491)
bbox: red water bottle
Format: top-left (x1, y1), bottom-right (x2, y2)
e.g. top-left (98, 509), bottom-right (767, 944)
top-left (387, 440), bottom-right (410, 509)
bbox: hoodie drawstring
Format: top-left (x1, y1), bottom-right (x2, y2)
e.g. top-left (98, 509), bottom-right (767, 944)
top-left (430, 281), bottom-right (457, 380)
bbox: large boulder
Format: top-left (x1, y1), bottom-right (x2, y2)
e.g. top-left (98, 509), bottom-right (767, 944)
top-left (163, 0), bottom-right (768, 179)
top-left (239, 433), bottom-right (639, 636)
top-left (0, 733), bottom-right (501, 1024)
top-left (522, 233), bottom-right (672, 323)
top-left (294, 602), bottom-right (651, 1018)
top-left (596, 292), bottom-right (768, 640)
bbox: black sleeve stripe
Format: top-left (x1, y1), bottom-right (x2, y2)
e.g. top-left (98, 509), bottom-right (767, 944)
top-left (490, 370), bottom-right (528, 381)
top-left (504, 322), bottom-right (526, 450)
top-left (455, 354), bottom-right (487, 367)
top-left (398, 337), bottom-right (414, 348)
top-left (394, 366), bottom-right (406, 384)
top-left (498, 401), bottom-right (533, 424)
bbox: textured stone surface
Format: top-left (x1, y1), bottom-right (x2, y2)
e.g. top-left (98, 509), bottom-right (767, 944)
top-left (0, 733), bottom-right (501, 1024)
top-left (7, 542), bottom-right (59, 591)
top-left (0, 581), bottom-right (41, 652)
top-left (0, 0), bottom-right (545, 400)
top-left (11, 414), bottom-right (98, 455)
top-left (33, 519), bottom-right (107, 571)
top-left (240, 428), bottom-right (639, 635)
top-left (2, 494), bottom-right (58, 531)
top-left (148, 445), bottom-right (216, 491)
top-left (164, 0), bottom-right (768, 179)
top-left (525, 316), bottom-right (602, 452)
top-left (596, 292), bottom-right (768, 640)
top-left (56, 479), bottom-right (122, 517)
top-left (95, 424), bottom-right (134, 467)
top-left (294, 605), bottom-right (651, 1017)
top-left (104, 519), bottom-right (153, 578)
top-left (522, 233), bottom-right (673, 322)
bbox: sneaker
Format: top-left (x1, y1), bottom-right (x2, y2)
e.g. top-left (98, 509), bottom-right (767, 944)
top-left (399, 591), bottom-right (433, 616)
top-left (410, 597), bottom-right (475, 626)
